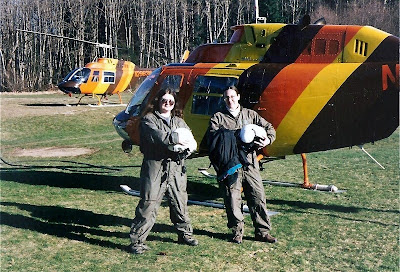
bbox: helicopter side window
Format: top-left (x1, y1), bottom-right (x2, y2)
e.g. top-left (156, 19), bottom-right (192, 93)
top-left (230, 27), bottom-right (245, 43)
top-left (91, 71), bottom-right (100, 82)
top-left (103, 71), bottom-right (115, 83)
top-left (328, 40), bottom-right (340, 55)
top-left (191, 76), bottom-right (237, 116)
top-left (160, 75), bottom-right (182, 93)
top-left (300, 35), bottom-right (342, 62)
top-left (314, 39), bottom-right (326, 55)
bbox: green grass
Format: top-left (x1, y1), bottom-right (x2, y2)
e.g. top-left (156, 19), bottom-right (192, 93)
top-left (1, 92), bottom-right (399, 271)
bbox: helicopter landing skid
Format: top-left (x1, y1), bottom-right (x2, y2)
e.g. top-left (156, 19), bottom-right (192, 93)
top-left (88, 103), bottom-right (127, 108)
top-left (120, 185), bottom-right (279, 216)
top-left (262, 180), bottom-right (345, 193)
top-left (198, 169), bottom-right (344, 193)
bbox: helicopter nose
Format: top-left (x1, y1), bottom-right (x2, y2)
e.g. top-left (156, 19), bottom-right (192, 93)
top-left (113, 111), bottom-right (131, 141)
top-left (57, 81), bottom-right (81, 94)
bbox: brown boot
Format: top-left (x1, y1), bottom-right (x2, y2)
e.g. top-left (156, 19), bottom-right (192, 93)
top-left (255, 233), bottom-right (277, 243)
top-left (231, 222), bottom-right (244, 244)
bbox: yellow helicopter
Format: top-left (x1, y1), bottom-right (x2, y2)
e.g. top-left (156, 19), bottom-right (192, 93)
top-left (57, 57), bottom-right (152, 105)
top-left (17, 29), bottom-right (153, 105)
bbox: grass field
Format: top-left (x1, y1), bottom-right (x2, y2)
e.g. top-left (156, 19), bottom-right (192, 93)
top-left (1, 92), bottom-right (399, 271)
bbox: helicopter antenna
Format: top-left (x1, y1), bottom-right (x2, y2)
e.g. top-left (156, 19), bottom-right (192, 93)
top-left (16, 29), bottom-right (113, 57)
top-left (358, 145), bottom-right (385, 169)
top-left (254, 0), bottom-right (266, 24)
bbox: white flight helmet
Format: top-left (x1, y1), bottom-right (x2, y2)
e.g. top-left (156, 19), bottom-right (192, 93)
top-left (168, 127), bottom-right (197, 153)
top-left (240, 124), bottom-right (268, 143)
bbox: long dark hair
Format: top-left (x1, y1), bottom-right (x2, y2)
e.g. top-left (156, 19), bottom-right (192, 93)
top-left (151, 88), bottom-right (182, 117)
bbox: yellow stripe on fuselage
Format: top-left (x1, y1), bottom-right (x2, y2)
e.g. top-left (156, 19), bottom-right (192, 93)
top-left (268, 63), bottom-right (362, 156)
top-left (205, 63), bottom-right (256, 76)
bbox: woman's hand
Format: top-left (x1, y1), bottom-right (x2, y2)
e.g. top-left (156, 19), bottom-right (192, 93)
top-left (254, 137), bottom-right (270, 149)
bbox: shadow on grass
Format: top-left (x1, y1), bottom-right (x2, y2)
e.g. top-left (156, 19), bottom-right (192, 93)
top-left (268, 199), bottom-right (400, 215)
top-left (268, 199), bottom-right (360, 213)
top-left (0, 201), bottom-right (203, 251)
top-left (0, 169), bottom-right (141, 192)
top-left (3, 167), bottom-right (396, 215)
top-left (25, 102), bottom-right (124, 107)
top-left (0, 157), bottom-right (140, 174)
top-left (2, 169), bottom-right (393, 215)
top-left (1, 201), bottom-right (131, 228)
top-left (25, 103), bottom-right (75, 107)
top-left (0, 169), bottom-right (219, 199)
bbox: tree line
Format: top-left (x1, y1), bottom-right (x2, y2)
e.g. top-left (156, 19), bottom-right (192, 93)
top-left (0, 0), bottom-right (398, 92)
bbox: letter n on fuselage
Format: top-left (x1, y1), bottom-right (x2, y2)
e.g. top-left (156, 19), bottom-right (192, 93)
top-left (382, 64), bottom-right (399, 91)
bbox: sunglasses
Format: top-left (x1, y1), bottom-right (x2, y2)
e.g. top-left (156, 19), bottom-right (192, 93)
top-left (161, 98), bottom-right (175, 106)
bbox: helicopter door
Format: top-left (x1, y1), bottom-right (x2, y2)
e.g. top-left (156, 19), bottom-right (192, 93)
top-left (184, 75), bottom-right (238, 152)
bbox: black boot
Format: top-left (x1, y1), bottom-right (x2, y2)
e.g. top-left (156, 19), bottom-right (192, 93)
top-left (178, 233), bottom-right (199, 246)
top-left (128, 243), bottom-right (150, 254)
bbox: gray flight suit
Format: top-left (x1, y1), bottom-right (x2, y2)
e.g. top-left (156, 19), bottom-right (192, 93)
top-left (209, 106), bottom-right (276, 236)
top-left (129, 111), bottom-right (194, 245)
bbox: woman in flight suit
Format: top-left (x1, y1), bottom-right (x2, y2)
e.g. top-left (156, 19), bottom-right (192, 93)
top-left (128, 88), bottom-right (198, 254)
top-left (208, 86), bottom-right (277, 244)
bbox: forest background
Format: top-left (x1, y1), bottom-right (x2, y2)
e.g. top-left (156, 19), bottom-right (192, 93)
top-left (0, 0), bottom-right (399, 92)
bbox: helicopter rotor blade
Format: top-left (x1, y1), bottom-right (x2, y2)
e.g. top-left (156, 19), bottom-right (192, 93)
top-left (16, 28), bottom-right (113, 49)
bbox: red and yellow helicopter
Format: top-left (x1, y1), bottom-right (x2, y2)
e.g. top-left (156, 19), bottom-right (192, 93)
top-left (113, 15), bottom-right (399, 190)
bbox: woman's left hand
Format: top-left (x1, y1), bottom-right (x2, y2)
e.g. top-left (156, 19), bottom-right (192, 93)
top-left (254, 137), bottom-right (270, 149)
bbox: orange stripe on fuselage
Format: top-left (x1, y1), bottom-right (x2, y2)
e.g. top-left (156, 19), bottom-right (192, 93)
top-left (343, 26), bottom-right (364, 46)
top-left (258, 63), bottom-right (328, 128)
top-left (259, 25), bottom-right (362, 128)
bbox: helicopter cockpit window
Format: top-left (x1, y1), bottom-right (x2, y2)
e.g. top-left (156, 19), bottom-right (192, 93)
top-left (125, 67), bottom-right (162, 116)
top-left (191, 96), bottom-right (225, 115)
top-left (103, 71), bottom-right (115, 83)
top-left (193, 76), bottom-right (237, 94)
top-left (68, 68), bottom-right (91, 83)
top-left (160, 75), bottom-right (182, 93)
top-left (191, 76), bottom-right (238, 116)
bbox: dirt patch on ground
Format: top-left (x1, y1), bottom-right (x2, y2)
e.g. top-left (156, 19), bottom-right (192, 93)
top-left (0, 91), bottom-right (127, 119)
top-left (13, 147), bottom-right (95, 158)
top-left (0, 92), bottom-right (91, 119)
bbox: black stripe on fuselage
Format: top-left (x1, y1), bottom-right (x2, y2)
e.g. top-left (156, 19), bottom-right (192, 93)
top-left (105, 60), bottom-right (124, 95)
top-left (238, 25), bottom-right (323, 108)
top-left (261, 25), bottom-right (323, 63)
top-left (237, 63), bottom-right (289, 109)
top-left (294, 37), bottom-right (399, 154)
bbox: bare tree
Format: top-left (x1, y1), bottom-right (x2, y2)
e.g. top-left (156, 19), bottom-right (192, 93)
top-left (1, 0), bottom-right (398, 92)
